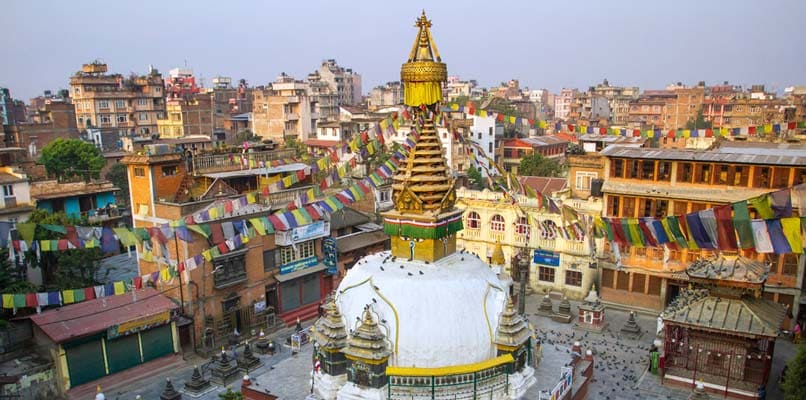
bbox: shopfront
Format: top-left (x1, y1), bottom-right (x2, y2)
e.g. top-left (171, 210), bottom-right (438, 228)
top-left (275, 221), bottom-right (331, 324)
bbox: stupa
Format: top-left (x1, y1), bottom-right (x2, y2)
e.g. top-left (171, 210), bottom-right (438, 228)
top-left (311, 11), bottom-right (535, 400)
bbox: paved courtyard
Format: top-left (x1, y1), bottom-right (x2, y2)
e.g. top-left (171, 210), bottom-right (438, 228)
top-left (104, 294), bottom-right (796, 399)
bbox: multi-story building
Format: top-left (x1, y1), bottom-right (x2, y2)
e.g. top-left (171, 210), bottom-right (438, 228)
top-left (598, 142), bottom-right (806, 322)
top-left (702, 96), bottom-right (787, 128)
top-left (456, 187), bottom-right (596, 300)
top-left (70, 62), bottom-right (166, 136)
top-left (165, 67), bottom-right (200, 100)
top-left (307, 72), bottom-right (340, 122)
top-left (0, 166), bottom-right (33, 225)
top-left (251, 74), bottom-right (318, 143)
top-left (121, 144), bottom-right (329, 349)
top-left (18, 100), bottom-right (80, 157)
top-left (156, 95), bottom-right (213, 138)
top-left (468, 114), bottom-right (503, 177)
top-left (627, 90), bottom-right (675, 129)
top-left (663, 85), bottom-right (705, 130)
top-left (315, 59), bottom-right (362, 106)
top-left (367, 81), bottom-right (403, 110)
top-left (445, 75), bottom-right (476, 100)
top-left (500, 136), bottom-right (570, 174)
top-left (208, 77), bottom-right (252, 141)
top-left (553, 88), bottom-right (578, 120)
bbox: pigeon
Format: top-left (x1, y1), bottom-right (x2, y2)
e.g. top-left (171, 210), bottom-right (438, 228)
top-left (424, 260), bottom-right (429, 264)
top-left (419, 270), bottom-right (424, 275)
top-left (400, 265), bottom-right (404, 269)
top-left (380, 266), bottom-right (384, 271)
top-left (461, 257), bottom-right (464, 261)
top-left (373, 285), bottom-right (380, 291)
top-left (372, 298), bottom-right (377, 303)
top-left (407, 272), bottom-right (413, 276)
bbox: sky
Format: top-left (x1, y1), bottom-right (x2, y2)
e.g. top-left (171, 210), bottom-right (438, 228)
top-left (2, 0), bottom-right (805, 100)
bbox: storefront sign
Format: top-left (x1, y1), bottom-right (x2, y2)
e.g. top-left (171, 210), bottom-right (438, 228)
top-left (107, 310), bottom-right (171, 339)
top-left (322, 237), bottom-right (338, 275)
top-left (254, 300), bottom-right (267, 314)
top-left (280, 255), bottom-right (318, 274)
top-left (533, 249), bottom-right (560, 267)
top-left (275, 221), bottom-right (329, 246)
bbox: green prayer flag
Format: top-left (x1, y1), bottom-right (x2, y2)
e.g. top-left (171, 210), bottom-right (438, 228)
top-left (732, 201), bottom-right (756, 249)
top-left (665, 216), bottom-right (688, 249)
top-left (13, 294), bottom-right (25, 308)
top-left (73, 289), bottom-right (85, 303)
top-left (16, 223), bottom-right (36, 245)
top-left (187, 224), bottom-right (211, 238)
top-left (40, 224), bottom-right (67, 234)
top-left (133, 228), bottom-right (151, 242)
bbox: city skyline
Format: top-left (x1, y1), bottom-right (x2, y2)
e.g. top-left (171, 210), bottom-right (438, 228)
top-left (2, 0), bottom-right (805, 100)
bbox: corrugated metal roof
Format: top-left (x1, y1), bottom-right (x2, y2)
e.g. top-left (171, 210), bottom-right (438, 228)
top-left (663, 296), bottom-right (785, 337)
top-left (30, 287), bottom-right (177, 343)
top-left (600, 143), bottom-right (806, 166)
top-left (686, 255), bottom-right (768, 284)
top-left (337, 230), bottom-right (389, 254)
top-left (202, 163), bottom-right (309, 179)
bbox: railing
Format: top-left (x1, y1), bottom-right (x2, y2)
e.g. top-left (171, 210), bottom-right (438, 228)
top-left (536, 238), bottom-right (556, 250)
top-left (286, 96), bottom-right (300, 103)
top-left (259, 185), bottom-right (316, 209)
top-left (192, 149), bottom-right (296, 175)
top-left (285, 113), bottom-right (299, 121)
top-left (561, 240), bottom-right (590, 256)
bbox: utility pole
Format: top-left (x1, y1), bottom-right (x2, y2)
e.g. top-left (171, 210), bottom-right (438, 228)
top-left (518, 248), bottom-right (529, 315)
top-left (173, 235), bottom-right (186, 315)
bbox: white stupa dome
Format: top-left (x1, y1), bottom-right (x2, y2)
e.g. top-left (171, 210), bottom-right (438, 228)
top-left (336, 250), bottom-right (509, 367)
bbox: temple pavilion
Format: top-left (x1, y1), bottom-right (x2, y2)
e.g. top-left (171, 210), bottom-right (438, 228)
top-left (310, 11), bottom-right (536, 400)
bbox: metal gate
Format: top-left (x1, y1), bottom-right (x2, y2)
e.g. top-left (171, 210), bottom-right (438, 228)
top-left (141, 325), bottom-right (174, 362)
top-left (64, 338), bottom-right (105, 388)
top-left (105, 334), bottom-right (142, 373)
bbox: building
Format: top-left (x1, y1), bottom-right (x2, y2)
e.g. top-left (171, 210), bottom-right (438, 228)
top-left (663, 85), bottom-right (705, 130)
top-left (445, 75), bottom-right (476, 100)
top-left (315, 59), bottom-right (362, 106)
top-left (164, 67), bottom-right (200, 100)
top-left (326, 207), bottom-right (388, 285)
top-left (627, 90), bottom-right (676, 129)
top-left (598, 142), bottom-right (806, 320)
top-left (661, 257), bottom-right (786, 398)
top-left (468, 114), bottom-right (503, 177)
top-left (29, 180), bottom-right (120, 221)
top-left (0, 166), bottom-right (33, 224)
top-left (500, 136), bottom-right (570, 174)
top-left (307, 71), bottom-right (340, 122)
top-left (70, 62), bottom-right (166, 136)
top-left (367, 81), bottom-right (403, 109)
top-left (554, 88), bottom-right (578, 120)
top-left (121, 144), bottom-right (326, 349)
top-left (456, 187), bottom-right (596, 300)
top-left (311, 13), bottom-right (535, 400)
top-left (29, 288), bottom-right (179, 393)
top-left (156, 95), bottom-right (214, 138)
top-left (17, 100), bottom-right (80, 158)
top-left (209, 77), bottom-right (253, 142)
top-left (251, 74), bottom-right (318, 143)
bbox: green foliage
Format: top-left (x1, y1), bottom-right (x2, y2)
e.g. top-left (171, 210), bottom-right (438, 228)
top-left (39, 138), bottom-right (105, 182)
top-left (517, 153), bottom-right (563, 177)
top-left (466, 165), bottom-right (484, 190)
top-left (234, 129), bottom-right (259, 145)
top-left (218, 387), bottom-right (243, 400)
top-left (105, 163), bottom-right (129, 203)
top-left (0, 249), bottom-right (36, 294)
top-left (685, 109), bottom-right (712, 130)
top-left (285, 137), bottom-right (309, 160)
top-left (782, 344), bottom-right (806, 400)
top-left (23, 210), bottom-right (103, 290)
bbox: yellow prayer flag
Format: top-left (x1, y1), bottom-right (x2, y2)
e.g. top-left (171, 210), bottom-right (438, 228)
top-left (763, 124), bottom-right (772, 134)
top-left (202, 249), bottom-right (212, 261)
top-left (480, 110), bottom-right (487, 117)
top-left (209, 207), bottom-right (219, 219)
top-left (114, 281), bottom-right (126, 295)
top-left (720, 127), bottom-right (729, 137)
top-left (2, 294), bottom-right (13, 309)
top-left (682, 130), bottom-right (691, 138)
top-left (249, 218), bottom-right (266, 235)
top-left (450, 103), bottom-right (459, 111)
top-left (247, 193), bottom-right (256, 204)
top-left (160, 268), bottom-right (172, 282)
top-left (62, 290), bottom-right (75, 304)
top-left (781, 217), bottom-right (803, 254)
top-left (508, 116), bottom-right (516, 124)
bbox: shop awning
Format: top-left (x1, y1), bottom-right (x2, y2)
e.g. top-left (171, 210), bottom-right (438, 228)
top-left (275, 263), bottom-right (328, 283)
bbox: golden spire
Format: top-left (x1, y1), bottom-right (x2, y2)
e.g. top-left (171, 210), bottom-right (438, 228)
top-left (491, 242), bottom-right (505, 266)
top-left (400, 10), bottom-right (447, 107)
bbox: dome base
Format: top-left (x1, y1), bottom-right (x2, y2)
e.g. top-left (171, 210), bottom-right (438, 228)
top-left (336, 382), bottom-right (387, 400)
top-left (314, 371), bottom-right (347, 400)
top-left (507, 366), bottom-right (537, 399)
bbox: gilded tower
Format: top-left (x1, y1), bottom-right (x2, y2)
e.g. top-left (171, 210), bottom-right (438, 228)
top-left (382, 11), bottom-right (463, 262)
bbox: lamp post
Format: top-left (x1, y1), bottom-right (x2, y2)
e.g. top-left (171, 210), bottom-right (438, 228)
top-left (518, 248), bottom-right (529, 315)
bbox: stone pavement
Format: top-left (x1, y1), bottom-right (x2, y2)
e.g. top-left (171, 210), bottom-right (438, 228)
top-left (103, 294), bottom-right (797, 399)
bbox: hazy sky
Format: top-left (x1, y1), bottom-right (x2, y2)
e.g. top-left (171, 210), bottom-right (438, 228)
top-left (2, 0), bottom-right (805, 100)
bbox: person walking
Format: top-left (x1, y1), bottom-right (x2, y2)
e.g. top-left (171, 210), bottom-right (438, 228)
top-left (793, 322), bottom-right (801, 344)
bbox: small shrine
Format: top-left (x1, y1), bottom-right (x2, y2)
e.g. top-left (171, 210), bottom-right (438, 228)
top-left (337, 307), bottom-right (391, 399)
top-left (494, 299), bottom-right (537, 398)
top-left (619, 311), bottom-right (643, 340)
top-left (575, 284), bottom-right (607, 333)
top-left (552, 295), bottom-right (574, 323)
top-left (311, 297), bottom-right (349, 399)
top-left (209, 348), bottom-right (239, 386)
top-left (182, 366), bottom-right (213, 397)
top-left (159, 378), bottom-right (182, 400)
top-left (238, 342), bottom-right (262, 371)
top-left (537, 294), bottom-right (554, 317)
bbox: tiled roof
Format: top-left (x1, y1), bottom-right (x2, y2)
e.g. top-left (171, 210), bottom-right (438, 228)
top-left (517, 176), bottom-right (567, 196)
top-left (327, 207), bottom-right (370, 231)
top-left (30, 287), bottom-right (177, 343)
top-left (686, 255), bottom-right (768, 285)
top-left (663, 295), bottom-right (785, 338)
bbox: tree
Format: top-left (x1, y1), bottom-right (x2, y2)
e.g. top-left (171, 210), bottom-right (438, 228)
top-left (105, 163), bottom-right (129, 205)
top-left (234, 129), bottom-right (259, 145)
top-left (218, 387), bottom-right (243, 400)
top-left (39, 138), bottom-right (105, 182)
top-left (466, 165), bottom-right (484, 190)
top-left (0, 249), bottom-right (36, 294)
top-left (517, 153), bottom-right (563, 177)
top-left (782, 344), bottom-right (806, 400)
top-left (23, 209), bottom-right (104, 290)
top-left (685, 109), bottom-right (712, 130)
top-left (285, 137), bottom-right (309, 159)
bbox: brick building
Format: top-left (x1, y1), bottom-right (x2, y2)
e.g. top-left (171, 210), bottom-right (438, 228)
top-left (252, 74), bottom-right (318, 143)
top-left (17, 101), bottom-right (80, 156)
top-left (157, 95), bottom-right (213, 138)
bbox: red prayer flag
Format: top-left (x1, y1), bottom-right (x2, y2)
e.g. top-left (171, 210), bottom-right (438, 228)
top-left (667, 130), bottom-right (675, 138)
top-left (84, 287), bottom-right (96, 300)
top-left (632, 129), bottom-right (641, 137)
top-left (600, 127), bottom-right (607, 134)
top-left (714, 205), bottom-right (738, 251)
top-left (567, 124), bottom-right (574, 132)
top-left (133, 276), bottom-right (142, 290)
top-left (788, 122), bottom-right (797, 130)
top-left (705, 129), bottom-right (713, 137)
top-left (748, 126), bottom-right (757, 135)
top-left (25, 293), bottom-right (38, 308)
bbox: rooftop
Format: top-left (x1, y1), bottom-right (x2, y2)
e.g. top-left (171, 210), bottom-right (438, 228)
top-left (30, 287), bottom-right (177, 343)
top-left (686, 255), bottom-right (768, 286)
top-left (516, 176), bottom-right (567, 196)
top-left (327, 207), bottom-right (371, 231)
top-left (504, 136), bottom-right (570, 148)
top-left (662, 292), bottom-right (785, 338)
top-left (30, 180), bottom-right (119, 201)
top-left (0, 172), bottom-right (27, 185)
top-left (201, 163), bottom-right (309, 179)
top-left (600, 142), bottom-right (806, 166)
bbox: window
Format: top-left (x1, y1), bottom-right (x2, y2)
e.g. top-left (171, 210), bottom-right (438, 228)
top-left (161, 166), bottom-right (177, 177)
top-left (98, 114), bottom-right (111, 124)
top-left (137, 98), bottom-right (148, 106)
top-left (114, 100), bottom-right (126, 109)
top-left (607, 195), bottom-right (621, 216)
top-left (657, 161), bottom-right (671, 181)
top-left (782, 254), bottom-right (799, 276)
top-left (139, 113), bottom-right (148, 121)
top-left (156, 112), bottom-right (164, 119)
top-left (538, 267), bottom-right (555, 282)
top-left (627, 160), bottom-right (639, 178)
top-left (678, 163), bottom-right (693, 183)
top-left (772, 167), bottom-right (790, 188)
top-left (694, 163), bottom-right (712, 183)
top-left (488, 142), bottom-right (493, 153)
top-left (621, 196), bottom-right (636, 218)
top-left (133, 167), bottom-right (145, 177)
top-left (601, 268), bottom-right (614, 288)
top-left (753, 167), bottom-right (771, 188)
top-left (98, 100), bottom-right (109, 109)
top-left (280, 240), bottom-right (316, 265)
top-left (515, 216), bottom-right (529, 237)
top-left (616, 271), bottom-right (630, 290)
top-left (732, 166), bottom-right (748, 186)
top-left (73, 87), bottom-right (80, 95)
top-left (478, 131), bottom-right (482, 140)
top-left (378, 189), bottom-right (390, 202)
top-left (263, 249), bottom-right (281, 272)
top-left (575, 172), bottom-right (597, 191)
top-left (116, 114), bottom-right (127, 123)
top-left (467, 212), bottom-right (481, 229)
top-left (490, 214), bottom-right (505, 232)
top-left (631, 273), bottom-right (646, 293)
top-left (212, 249), bottom-right (248, 288)
top-left (565, 270), bottom-right (582, 286)
top-left (2, 185), bottom-right (13, 197)
top-left (611, 159), bottom-right (624, 178)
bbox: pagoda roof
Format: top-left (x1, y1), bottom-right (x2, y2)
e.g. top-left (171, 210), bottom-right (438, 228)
top-left (663, 294), bottom-right (785, 338)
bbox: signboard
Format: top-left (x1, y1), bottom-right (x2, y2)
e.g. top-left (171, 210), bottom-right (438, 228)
top-left (107, 310), bottom-right (171, 339)
top-left (275, 221), bottom-right (329, 246)
top-left (534, 249), bottom-right (560, 267)
top-left (280, 256), bottom-right (318, 274)
top-left (322, 237), bottom-right (338, 275)
top-left (254, 300), bottom-right (267, 314)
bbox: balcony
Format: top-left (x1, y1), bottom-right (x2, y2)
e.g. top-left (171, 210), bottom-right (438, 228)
top-left (285, 113), bottom-right (299, 121)
top-left (191, 149), bottom-right (296, 175)
top-left (286, 96), bottom-right (300, 103)
top-left (259, 185), bottom-right (317, 209)
top-left (560, 240), bottom-right (590, 256)
top-left (213, 248), bottom-right (249, 289)
top-left (535, 238), bottom-right (556, 250)
top-left (461, 229), bottom-right (481, 239)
